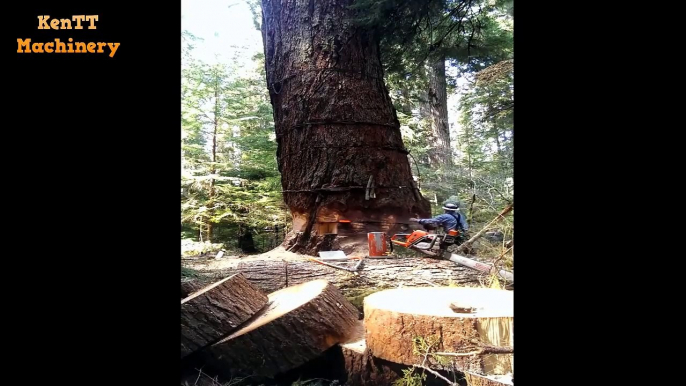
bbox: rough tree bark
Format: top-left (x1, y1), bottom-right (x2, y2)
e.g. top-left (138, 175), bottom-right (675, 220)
top-left (428, 55), bottom-right (452, 169)
top-left (261, 0), bottom-right (431, 254)
top-left (180, 273), bottom-right (268, 359)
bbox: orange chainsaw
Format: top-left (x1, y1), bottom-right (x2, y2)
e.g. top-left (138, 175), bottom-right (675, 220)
top-left (389, 225), bottom-right (460, 258)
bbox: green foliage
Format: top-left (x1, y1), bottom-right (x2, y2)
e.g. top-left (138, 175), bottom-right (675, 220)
top-left (181, 29), bottom-right (288, 252)
top-left (394, 368), bottom-right (426, 386)
top-left (456, 59), bottom-right (513, 213)
top-left (181, 266), bottom-right (200, 278)
top-left (351, 0), bottom-right (512, 77)
top-left (375, 1), bottom-right (513, 230)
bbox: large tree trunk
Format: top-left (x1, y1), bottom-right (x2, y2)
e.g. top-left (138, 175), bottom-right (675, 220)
top-left (180, 273), bottom-right (268, 359)
top-left (206, 280), bottom-right (360, 380)
top-left (428, 55), bottom-right (452, 169)
top-left (261, 0), bottom-right (431, 255)
top-left (364, 287), bottom-right (513, 376)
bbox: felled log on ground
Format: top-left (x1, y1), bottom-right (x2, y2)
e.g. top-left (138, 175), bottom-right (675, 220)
top-left (207, 279), bottom-right (360, 380)
top-left (181, 278), bottom-right (207, 298)
top-left (364, 287), bottom-right (513, 376)
top-left (217, 256), bottom-right (483, 297)
top-left (180, 273), bottom-right (268, 359)
top-left (463, 371), bottom-right (514, 386)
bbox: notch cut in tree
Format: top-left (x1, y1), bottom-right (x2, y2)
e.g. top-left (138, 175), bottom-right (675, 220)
top-left (180, 273), bottom-right (268, 359)
top-left (260, 0), bottom-right (431, 255)
top-left (206, 279), bottom-right (360, 380)
top-left (364, 287), bottom-right (513, 376)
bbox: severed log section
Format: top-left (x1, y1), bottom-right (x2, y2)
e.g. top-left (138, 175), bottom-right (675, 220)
top-left (180, 273), bottom-right (268, 359)
top-left (207, 280), bottom-right (360, 379)
top-left (364, 287), bottom-right (513, 376)
top-left (463, 371), bottom-right (514, 386)
top-left (204, 256), bottom-right (484, 297)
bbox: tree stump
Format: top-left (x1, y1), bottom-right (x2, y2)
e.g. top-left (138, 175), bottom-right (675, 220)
top-left (207, 279), bottom-right (360, 379)
top-left (180, 273), bottom-right (268, 359)
top-left (364, 287), bottom-right (513, 375)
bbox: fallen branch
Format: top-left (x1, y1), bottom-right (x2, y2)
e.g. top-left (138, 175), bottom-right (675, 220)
top-left (489, 246), bottom-right (513, 280)
top-left (413, 364), bottom-right (457, 386)
top-left (456, 202), bottom-right (513, 253)
top-left (447, 254), bottom-right (514, 282)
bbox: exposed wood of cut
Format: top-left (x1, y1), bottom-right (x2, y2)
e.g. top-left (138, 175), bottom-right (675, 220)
top-left (364, 287), bottom-right (513, 375)
top-left (180, 273), bottom-right (269, 359)
top-left (205, 256), bottom-right (483, 297)
top-left (463, 371), bottom-right (513, 386)
top-left (207, 280), bottom-right (360, 379)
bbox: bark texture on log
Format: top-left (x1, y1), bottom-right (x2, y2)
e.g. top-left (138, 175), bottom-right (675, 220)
top-left (261, 0), bottom-right (431, 249)
top-left (364, 287), bottom-right (513, 375)
top-left (180, 273), bottom-right (268, 359)
top-left (218, 256), bottom-right (484, 297)
top-left (181, 279), bottom-right (204, 299)
top-left (207, 280), bottom-right (360, 379)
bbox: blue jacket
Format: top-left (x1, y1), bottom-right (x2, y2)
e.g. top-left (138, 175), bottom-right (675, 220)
top-left (417, 212), bottom-right (468, 233)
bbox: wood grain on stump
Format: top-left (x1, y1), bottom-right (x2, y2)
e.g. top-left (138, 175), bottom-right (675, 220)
top-left (364, 287), bottom-right (513, 376)
top-left (208, 279), bottom-right (360, 379)
top-left (180, 273), bottom-right (268, 359)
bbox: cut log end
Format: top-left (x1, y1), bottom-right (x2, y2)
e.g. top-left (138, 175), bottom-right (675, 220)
top-left (464, 372), bottom-right (513, 386)
top-left (364, 287), bottom-right (513, 376)
top-left (209, 279), bottom-right (360, 379)
top-left (180, 273), bottom-right (268, 359)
